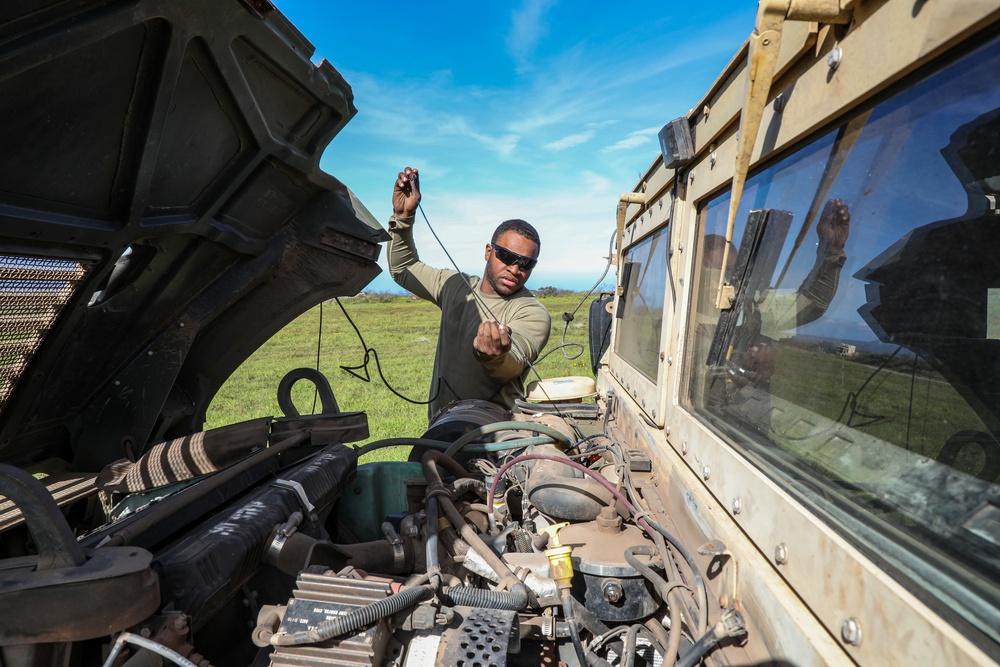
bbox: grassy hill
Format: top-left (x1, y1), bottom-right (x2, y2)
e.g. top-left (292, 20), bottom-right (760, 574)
top-left (206, 291), bottom-right (599, 457)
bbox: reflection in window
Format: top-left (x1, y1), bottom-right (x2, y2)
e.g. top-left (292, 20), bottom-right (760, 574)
top-left (616, 228), bottom-right (668, 381)
top-left (686, 35), bottom-right (1000, 644)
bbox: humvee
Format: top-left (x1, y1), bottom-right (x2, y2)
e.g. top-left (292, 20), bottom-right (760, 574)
top-left (0, 1), bottom-right (997, 666)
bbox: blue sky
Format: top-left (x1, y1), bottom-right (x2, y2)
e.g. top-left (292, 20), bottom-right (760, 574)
top-left (274, 1), bottom-right (758, 293)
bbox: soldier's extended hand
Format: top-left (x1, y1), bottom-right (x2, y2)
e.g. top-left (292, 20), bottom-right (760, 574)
top-left (474, 320), bottom-right (511, 359)
top-left (393, 167), bottom-right (421, 217)
top-left (817, 198), bottom-right (850, 253)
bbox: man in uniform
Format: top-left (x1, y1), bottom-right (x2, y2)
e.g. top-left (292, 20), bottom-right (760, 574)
top-left (387, 167), bottom-right (551, 419)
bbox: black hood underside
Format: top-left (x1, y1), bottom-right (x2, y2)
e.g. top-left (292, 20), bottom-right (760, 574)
top-left (0, 0), bottom-right (388, 470)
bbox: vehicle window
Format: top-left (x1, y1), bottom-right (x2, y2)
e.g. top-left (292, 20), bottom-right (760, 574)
top-left (615, 227), bottom-right (668, 381)
top-left (687, 35), bottom-right (1000, 642)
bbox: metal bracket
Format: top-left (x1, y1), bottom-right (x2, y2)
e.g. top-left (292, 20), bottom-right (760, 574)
top-left (716, 0), bottom-right (855, 310)
top-left (271, 479), bottom-right (317, 523)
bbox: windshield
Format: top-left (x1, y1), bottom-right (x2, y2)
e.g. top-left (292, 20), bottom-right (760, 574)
top-left (686, 34), bottom-right (1000, 643)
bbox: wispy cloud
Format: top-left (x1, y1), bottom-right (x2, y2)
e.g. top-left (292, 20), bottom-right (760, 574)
top-left (544, 131), bottom-right (595, 151)
top-left (602, 126), bottom-right (660, 152)
top-left (506, 0), bottom-right (558, 72)
top-left (438, 116), bottom-right (521, 159)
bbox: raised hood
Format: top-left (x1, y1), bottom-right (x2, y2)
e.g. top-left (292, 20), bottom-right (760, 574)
top-left (0, 0), bottom-right (388, 471)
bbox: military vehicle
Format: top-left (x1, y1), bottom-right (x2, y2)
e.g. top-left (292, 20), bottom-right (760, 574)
top-left (1, 1), bottom-right (998, 666)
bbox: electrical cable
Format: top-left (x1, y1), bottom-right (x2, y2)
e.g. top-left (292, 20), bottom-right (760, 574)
top-left (486, 453), bottom-right (709, 634)
top-left (558, 229), bottom-right (616, 359)
top-left (312, 300), bottom-right (323, 414)
top-left (333, 296), bottom-right (438, 405)
top-left (415, 202), bottom-right (582, 433)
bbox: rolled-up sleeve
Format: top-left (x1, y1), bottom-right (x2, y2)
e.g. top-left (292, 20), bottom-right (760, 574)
top-left (387, 214), bottom-right (453, 305)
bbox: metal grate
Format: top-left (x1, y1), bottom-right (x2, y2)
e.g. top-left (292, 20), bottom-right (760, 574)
top-left (0, 254), bottom-right (92, 410)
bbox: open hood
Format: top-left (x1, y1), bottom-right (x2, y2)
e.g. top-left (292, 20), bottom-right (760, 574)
top-left (0, 0), bottom-right (388, 471)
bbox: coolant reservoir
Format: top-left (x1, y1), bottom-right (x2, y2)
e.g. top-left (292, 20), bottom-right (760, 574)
top-left (524, 376), bottom-right (597, 402)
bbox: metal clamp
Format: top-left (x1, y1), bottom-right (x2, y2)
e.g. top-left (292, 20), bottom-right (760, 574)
top-left (272, 479), bottom-right (316, 523)
top-left (381, 522), bottom-right (406, 572)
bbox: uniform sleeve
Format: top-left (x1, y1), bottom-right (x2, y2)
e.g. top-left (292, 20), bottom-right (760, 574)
top-left (386, 214), bottom-right (455, 306)
top-left (475, 300), bottom-right (551, 383)
top-left (758, 249), bottom-right (847, 338)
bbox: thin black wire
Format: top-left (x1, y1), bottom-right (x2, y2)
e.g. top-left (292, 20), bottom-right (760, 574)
top-left (312, 300), bottom-right (323, 414)
top-left (558, 229), bottom-right (616, 360)
top-left (416, 202), bottom-right (577, 428)
top-left (334, 297), bottom-right (438, 405)
top-left (905, 351), bottom-right (918, 452)
top-left (838, 346), bottom-right (899, 428)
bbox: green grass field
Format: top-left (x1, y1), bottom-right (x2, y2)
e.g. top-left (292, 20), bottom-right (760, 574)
top-left (206, 291), bottom-right (598, 458)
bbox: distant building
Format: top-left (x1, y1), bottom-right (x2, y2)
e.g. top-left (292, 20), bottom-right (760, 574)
top-left (836, 343), bottom-right (857, 357)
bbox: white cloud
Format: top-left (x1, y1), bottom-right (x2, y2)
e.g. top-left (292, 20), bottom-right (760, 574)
top-left (544, 131), bottom-right (595, 151)
top-left (602, 126), bottom-right (660, 152)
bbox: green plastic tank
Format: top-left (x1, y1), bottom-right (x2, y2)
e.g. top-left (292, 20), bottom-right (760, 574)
top-left (336, 461), bottom-right (425, 542)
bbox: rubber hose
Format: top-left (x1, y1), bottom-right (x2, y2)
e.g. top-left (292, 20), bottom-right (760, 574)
top-left (623, 546), bottom-right (676, 602)
top-left (441, 585), bottom-right (528, 611)
top-left (486, 454), bottom-right (709, 637)
top-left (563, 594), bottom-right (589, 667)
top-left (624, 545), bottom-right (684, 666)
top-left (271, 585), bottom-right (432, 645)
top-left (425, 496), bottom-right (441, 585)
top-left (571, 597), bottom-right (611, 637)
top-left (444, 421), bottom-right (571, 457)
top-left (357, 435), bottom-right (554, 458)
top-left (515, 398), bottom-right (600, 415)
top-left (421, 451), bottom-right (529, 609)
top-left (675, 624), bottom-right (723, 667)
top-left (622, 624), bottom-right (640, 667)
top-left (644, 518), bottom-right (709, 637)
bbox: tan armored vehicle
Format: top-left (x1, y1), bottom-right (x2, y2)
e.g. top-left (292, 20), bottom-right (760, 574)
top-left (0, 1), bottom-right (997, 666)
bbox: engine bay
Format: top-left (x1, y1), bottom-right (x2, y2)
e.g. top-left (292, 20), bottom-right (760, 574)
top-left (0, 392), bottom-right (743, 667)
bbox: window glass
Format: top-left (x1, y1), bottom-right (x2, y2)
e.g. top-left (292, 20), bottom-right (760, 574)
top-left (615, 228), bottom-right (668, 381)
top-left (687, 35), bottom-right (1000, 643)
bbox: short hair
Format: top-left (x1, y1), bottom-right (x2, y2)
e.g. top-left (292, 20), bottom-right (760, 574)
top-left (492, 219), bottom-right (540, 251)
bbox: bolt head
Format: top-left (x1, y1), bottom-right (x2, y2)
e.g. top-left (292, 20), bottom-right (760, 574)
top-left (702, 465), bottom-right (711, 480)
top-left (774, 543), bottom-right (788, 565)
top-left (827, 46), bottom-right (843, 69)
top-left (681, 442), bottom-right (688, 455)
top-left (602, 579), bottom-right (624, 603)
top-left (841, 618), bottom-right (862, 646)
top-left (731, 498), bottom-right (742, 514)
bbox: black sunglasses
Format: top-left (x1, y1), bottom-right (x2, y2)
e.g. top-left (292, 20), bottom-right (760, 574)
top-left (491, 243), bottom-right (538, 271)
